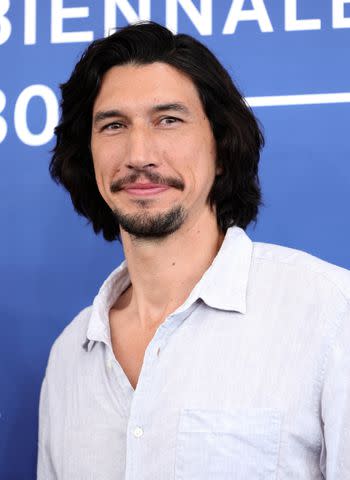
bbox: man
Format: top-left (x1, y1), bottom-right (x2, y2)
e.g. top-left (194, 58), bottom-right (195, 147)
top-left (38, 21), bottom-right (350, 479)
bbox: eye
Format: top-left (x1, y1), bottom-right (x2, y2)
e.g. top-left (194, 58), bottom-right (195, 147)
top-left (101, 121), bottom-right (125, 132)
top-left (159, 116), bottom-right (182, 126)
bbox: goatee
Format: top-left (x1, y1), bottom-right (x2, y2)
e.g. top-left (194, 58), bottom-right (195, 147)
top-left (112, 204), bottom-right (186, 239)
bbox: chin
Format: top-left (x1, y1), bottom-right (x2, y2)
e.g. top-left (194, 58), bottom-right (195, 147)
top-left (113, 204), bottom-right (187, 239)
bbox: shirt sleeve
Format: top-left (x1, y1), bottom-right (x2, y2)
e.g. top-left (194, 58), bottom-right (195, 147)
top-left (320, 304), bottom-right (350, 479)
top-left (37, 375), bottom-right (56, 480)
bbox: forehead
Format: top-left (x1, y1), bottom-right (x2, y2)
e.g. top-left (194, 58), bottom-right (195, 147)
top-left (93, 62), bottom-right (203, 113)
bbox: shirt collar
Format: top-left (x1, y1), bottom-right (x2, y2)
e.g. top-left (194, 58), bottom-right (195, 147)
top-left (86, 261), bottom-right (131, 348)
top-left (85, 226), bottom-right (252, 348)
top-left (181, 226), bottom-right (252, 314)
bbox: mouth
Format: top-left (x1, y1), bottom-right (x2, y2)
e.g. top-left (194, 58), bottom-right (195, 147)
top-left (122, 183), bottom-right (171, 196)
top-left (110, 173), bottom-right (185, 195)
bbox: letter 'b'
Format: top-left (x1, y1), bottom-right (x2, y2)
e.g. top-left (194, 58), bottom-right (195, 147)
top-left (0, 0), bottom-right (11, 45)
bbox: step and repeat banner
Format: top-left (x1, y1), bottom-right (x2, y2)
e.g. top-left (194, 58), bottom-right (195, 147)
top-left (1, 1), bottom-right (349, 477)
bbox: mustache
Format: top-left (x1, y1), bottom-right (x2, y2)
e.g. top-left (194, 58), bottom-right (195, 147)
top-left (110, 171), bottom-right (185, 193)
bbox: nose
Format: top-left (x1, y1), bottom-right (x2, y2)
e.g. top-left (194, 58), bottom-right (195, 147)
top-left (125, 125), bottom-right (158, 171)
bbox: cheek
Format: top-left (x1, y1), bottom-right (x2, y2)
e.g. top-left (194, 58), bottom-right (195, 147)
top-left (183, 160), bottom-right (215, 199)
top-left (173, 137), bottom-right (216, 188)
top-left (92, 144), bottom-right (122, 186)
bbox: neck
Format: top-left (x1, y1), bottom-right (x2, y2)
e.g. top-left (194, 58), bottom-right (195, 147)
top-left (119, 209), bottom-right (224, 330)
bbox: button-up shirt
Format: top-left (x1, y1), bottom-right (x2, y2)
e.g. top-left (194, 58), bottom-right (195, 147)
top-left (37, 227), bottom-right (350, 479)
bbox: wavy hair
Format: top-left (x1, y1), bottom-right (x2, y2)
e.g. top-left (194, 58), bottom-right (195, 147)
top-left (50, 21), bottom-right (264, 241)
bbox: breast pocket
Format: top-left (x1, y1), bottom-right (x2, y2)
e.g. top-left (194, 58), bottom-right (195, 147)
top-left (175, 408), bottom-right (281, 480)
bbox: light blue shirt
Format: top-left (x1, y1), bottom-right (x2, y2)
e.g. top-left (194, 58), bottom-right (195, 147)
top-left (37, 227), bottom-right (350, 479)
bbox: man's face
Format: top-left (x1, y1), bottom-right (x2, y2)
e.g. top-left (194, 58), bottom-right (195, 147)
top-left (91, 62), bottom-right (218, 239)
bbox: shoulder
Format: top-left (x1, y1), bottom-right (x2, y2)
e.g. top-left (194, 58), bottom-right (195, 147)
top-left (46, 306), bottom-right (93, 370)
top-left (252, 241), bottom-right (350, 303)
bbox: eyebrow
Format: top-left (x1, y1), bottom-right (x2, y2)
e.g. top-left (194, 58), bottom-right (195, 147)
top-left (93, 102), bottom-right (190, 126)
top-left (93, 109), bottom-right (124, 125)
top-left (152, 103), bottom-right (190, 115)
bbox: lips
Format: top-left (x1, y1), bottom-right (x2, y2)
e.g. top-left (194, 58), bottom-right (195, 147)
top-left (110, 174), bottom-right (185, 194)
top-left (122, 183), bottom-right (170, 196)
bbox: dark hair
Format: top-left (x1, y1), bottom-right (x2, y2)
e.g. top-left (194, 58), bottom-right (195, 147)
top-left (50, 21), bottom-right (264, 241)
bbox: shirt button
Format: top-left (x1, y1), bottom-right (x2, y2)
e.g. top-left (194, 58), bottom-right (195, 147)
top-left (133, 426), bottom-right (144, 438)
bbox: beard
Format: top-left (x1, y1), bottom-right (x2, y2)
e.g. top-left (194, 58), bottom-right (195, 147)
top-left (112, 203), bottom-right (186, 240)
top-left (110, 169), bottom-right (186, 240)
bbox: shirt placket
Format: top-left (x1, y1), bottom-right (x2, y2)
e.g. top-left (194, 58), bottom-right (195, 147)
top-left (124, 303), bottom-right (199, 480)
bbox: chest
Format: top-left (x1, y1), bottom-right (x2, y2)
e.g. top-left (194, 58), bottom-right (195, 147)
top-left (109, 313), bottom-right (159, 390)
top-left (58, 311), bottom-right (324, 480)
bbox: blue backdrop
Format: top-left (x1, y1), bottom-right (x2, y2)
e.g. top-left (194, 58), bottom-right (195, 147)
top-left (1, 1), bottom-right (349, 478)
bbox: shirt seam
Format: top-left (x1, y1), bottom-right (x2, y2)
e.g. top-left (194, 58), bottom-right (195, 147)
top-left (253, 255), bottom-right (350, 304)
